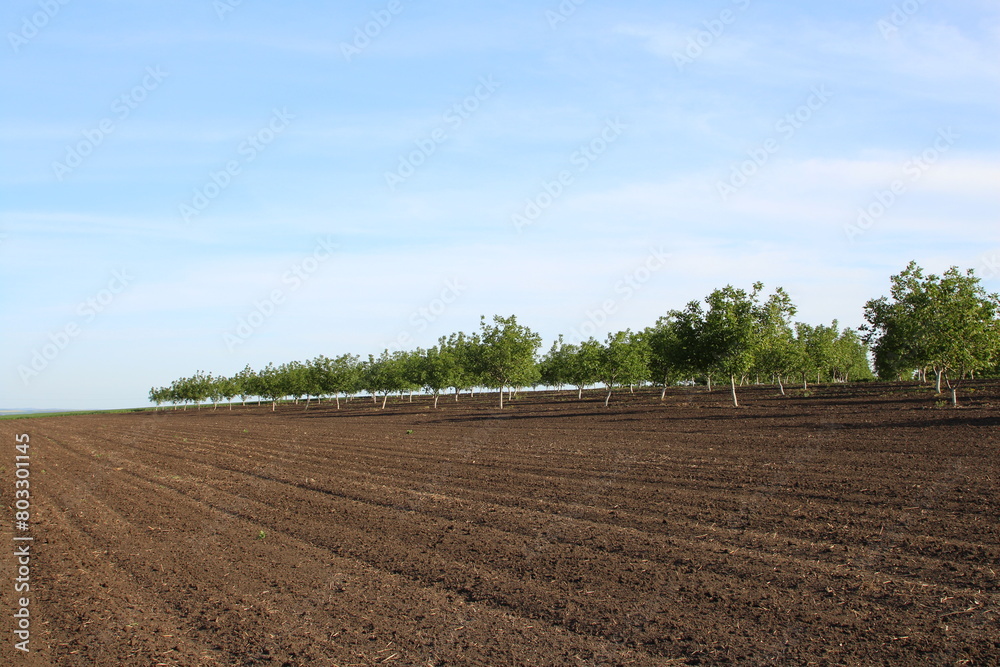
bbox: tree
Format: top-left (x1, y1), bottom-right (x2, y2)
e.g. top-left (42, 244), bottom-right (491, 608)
top-left (443, 332), bottom-right (479, 400)
top-left (399, 349), bottom-right (424, 402)
top-left (830, 328), bottom-right (873, 383)
top-left (211, 374), bottom-right (240, 410)
top-left (754, 288), bottom-right (798, 395)
top-left (564, 339), bottom-right (601, 399)
top-left (863, 262), bottom-right (1000, 405)
top-left (364, 350), bottom-right (406, 409)
top-left (539, 336), bottom-right (573, 391)
top-left (473, 315), bottom-right (542, 409)
top-left (672, 302), bottom-right (713, 390)
top-left (700, 283), bottom-right (764, 407)
top-left (148, 386), bottom-right (168, 410)
top-left (177, 371), bottom-right (212, 410)
top-left (598, 330), bottom-right (649, 407)
top-left (310, 354), bottom-right (359, 409)
top-left (253, 363), bottom-right (286, 411)
top-left (234, 364), bottom-right (256, 406)
top-left (643, 316), bottom-right (686, 400)
top-left (420, 345), bottom-right (459, 408)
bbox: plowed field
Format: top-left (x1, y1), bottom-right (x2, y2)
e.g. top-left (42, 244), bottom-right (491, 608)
top-left (2, 383), bottom-right (999, 666)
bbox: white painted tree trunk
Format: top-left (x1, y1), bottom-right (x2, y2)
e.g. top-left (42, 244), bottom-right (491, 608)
top-left (730, 375), bottom-right (739, 408)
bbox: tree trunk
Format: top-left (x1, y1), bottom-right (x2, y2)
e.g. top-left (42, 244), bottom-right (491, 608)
top-left (605, 389), bottom-right (612, 407)
top-left (499, 385), bottom-right (504, 410)
top-left (935, 369), bottom-right (943, 394)
top-left (707, 375), bottom-right (712, 392)
top-left (777, 375), bottom-right (785, 396)
top-left (578, 386), bottom-right (583, 400)
top-left (434, 393), bottom-right (440, 409)
top-left (802, 373), bottom-right (807, 391)
top-left (945, 375), bottom-right (960, 407)
top-left (271, 400), bottom-right (276, 412)
top-left (305, 397), bottom-right (311, 410)
top-left (381, 393), bottom-right (389, 409)
top-left (730, 375), bottom-right (739, 408)
top-left (661, 386), bottom-right (667, 401)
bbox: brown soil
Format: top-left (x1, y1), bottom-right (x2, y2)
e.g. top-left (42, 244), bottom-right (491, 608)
top-left (2, 382), bottom-right (998, 666)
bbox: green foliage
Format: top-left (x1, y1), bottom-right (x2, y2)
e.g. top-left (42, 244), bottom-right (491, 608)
top-left (597, 330), bottom-right (649, 406)
top-left (539, 335), bottom-right (574, 390)
top-left (363, 350), bottom-right (408, 409)
top-left (472, 315), bottom-right (542, 408)
top-left (863, 261), bottom-right (1000, 404)
top-left (419, 344), bottom-right (460, 407)
top-left (752, 287), bottom-right (799, 390)
top-left (151, 266), bottom-right (992, 414)
top-left (643, 315), bottom-right (687, 389)
top-left (565, 339), bottom-right (602, 398)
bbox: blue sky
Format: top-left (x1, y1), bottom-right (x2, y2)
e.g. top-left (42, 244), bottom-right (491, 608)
top-left (2, 0), bottom-right (998, 410)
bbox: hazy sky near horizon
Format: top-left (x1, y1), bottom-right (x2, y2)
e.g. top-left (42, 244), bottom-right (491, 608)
top-left (2, 0), bottom-right (998, 410)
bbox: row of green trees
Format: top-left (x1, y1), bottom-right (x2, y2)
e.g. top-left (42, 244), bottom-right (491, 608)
top-left (150, 316), bottom-right (545, 411)
top-left (151, 264), bottom-right (1000, 410)
top-left (152, 283), bottom-right (878, 411)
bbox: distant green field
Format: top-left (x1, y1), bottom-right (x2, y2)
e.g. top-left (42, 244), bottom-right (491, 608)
top-left (0, 407), bottom-right (155, 420)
